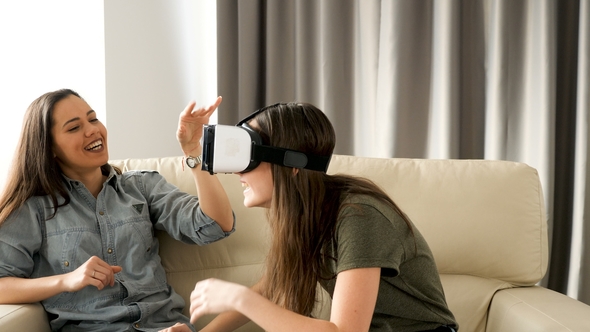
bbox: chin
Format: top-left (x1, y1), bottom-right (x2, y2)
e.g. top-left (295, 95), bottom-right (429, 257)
top-left (243, 200), bottom-right (262, 209)
top-left (98, 151), bottom-right (109, 163)
top-left (98, 158), bottom-right (109, 166)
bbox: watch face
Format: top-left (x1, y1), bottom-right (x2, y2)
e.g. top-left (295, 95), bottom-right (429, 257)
top-left (186, 157), bottom-right (196, 168)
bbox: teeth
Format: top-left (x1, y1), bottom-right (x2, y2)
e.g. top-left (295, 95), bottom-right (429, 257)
top-left (85, 140), bottom-right (103, 151)
top-left (241, 183), bottom-right (249, 188)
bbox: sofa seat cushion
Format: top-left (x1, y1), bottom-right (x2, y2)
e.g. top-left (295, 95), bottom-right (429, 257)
top-left (0, 304), bottom-right (50, 332)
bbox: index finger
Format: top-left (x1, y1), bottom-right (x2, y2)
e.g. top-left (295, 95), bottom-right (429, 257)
top-left (208, 96), bottom-right (223, 112)
top-left (192, 96), bottom-right (222, 116)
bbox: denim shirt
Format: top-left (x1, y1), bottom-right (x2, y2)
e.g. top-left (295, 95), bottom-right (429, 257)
top-left (0, 165), bottom-right (235, 331)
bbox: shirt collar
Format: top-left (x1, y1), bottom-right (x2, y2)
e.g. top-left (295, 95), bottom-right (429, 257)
top-left (60, 164), bottom-right (120, 192)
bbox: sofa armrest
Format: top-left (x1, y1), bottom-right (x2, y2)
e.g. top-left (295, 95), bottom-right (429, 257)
top-left (486, 286), bottom-right (590, 332)
top-left (0, 303), bottom-right (50, 332)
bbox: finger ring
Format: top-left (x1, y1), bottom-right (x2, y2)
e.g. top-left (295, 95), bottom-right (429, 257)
top-left (92, 271), bottom-right (95, 278)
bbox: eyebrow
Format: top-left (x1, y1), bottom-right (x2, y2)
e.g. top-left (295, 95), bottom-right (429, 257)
top-left (62, 110), bottom-right (96, 129)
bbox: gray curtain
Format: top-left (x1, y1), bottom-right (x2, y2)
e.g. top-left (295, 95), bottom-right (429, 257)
top-left (216, 0), bottom-right (590, 304)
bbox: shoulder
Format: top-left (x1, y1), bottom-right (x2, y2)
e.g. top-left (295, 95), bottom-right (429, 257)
top-left (338, 194), bottom-right (409, 233)
top-left (1, 195), bottom-right (48, 230)
top-left (341, 194), bottom-right (384, 208)
top-left (114, 170), bottom-right (181, 198)
top-left (121, 169), bottom-right (160, 179)
top-left (340, 194), bottom-right (399, 220)
top-left (117, 170), bottom-right (163, 185)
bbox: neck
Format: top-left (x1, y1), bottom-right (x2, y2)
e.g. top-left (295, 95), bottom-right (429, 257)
top-left (63, 166), bottom-right (107, 198)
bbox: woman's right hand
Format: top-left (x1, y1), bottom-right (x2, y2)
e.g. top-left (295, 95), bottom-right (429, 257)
top-left (176, 96), bottom-right (223, 157)
top-left (62, 256), bottom-right (122, 292)
top-left (190, 278), bottom-right (248, 323)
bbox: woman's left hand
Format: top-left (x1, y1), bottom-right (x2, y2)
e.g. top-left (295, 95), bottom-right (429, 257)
top-left (177, 96), bottom-right (222, 157)
top-left (189, 278), bottom-right (247, 324)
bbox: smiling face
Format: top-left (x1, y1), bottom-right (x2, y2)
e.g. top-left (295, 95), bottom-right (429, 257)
top-left (238, 161), bottom-right (274, 208)
top-left (51, 95), bottom-right (108, 180)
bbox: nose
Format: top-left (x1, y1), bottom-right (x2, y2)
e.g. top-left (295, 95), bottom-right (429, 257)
top-left (85, 122), bottom-right (100, 137)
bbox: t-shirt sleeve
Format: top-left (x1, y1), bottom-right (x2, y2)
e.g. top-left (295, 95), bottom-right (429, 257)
top-left (335, 202), bottom-right (410, 276)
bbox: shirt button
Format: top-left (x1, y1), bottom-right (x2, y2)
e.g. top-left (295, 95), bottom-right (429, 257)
top-left (64, 261), bottom-right (69, 267)
top-left (107, 248), bottom-right (113, 254)
top-left (134, 323), bottom-right (140, 328)
top-left (99, 211), bottom-right (104, 215)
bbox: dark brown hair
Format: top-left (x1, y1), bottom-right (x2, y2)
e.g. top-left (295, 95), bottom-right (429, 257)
top-left (250, 102), bottom-right (413, 317)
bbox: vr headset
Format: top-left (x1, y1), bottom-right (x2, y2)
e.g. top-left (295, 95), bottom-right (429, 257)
top-left (200, 115), bottom-right (331, 174)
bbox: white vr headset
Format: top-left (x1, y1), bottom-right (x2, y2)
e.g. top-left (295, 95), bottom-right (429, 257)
top-left (200, 122), bottom-right (332, 174)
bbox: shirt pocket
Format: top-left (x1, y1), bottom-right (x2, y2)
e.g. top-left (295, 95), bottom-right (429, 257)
top-left (42, 227), bottom-right (103, 309)
top-left (111, 213), bottom-right (155, 260)
top-left (110, 211), bottom-right (168, 286)
top-left (45, 225), bottom-right (103, 275)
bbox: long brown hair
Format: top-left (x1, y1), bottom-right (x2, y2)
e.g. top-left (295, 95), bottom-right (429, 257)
top-left (250, 103), bottom-right (413, 317)
top-left (0, 89), bottom-right (117, 225)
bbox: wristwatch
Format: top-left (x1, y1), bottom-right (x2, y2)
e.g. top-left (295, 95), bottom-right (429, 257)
top-left (185, 155), bottom-right (202, 169)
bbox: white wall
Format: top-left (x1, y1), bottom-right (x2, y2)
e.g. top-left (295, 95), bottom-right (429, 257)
top-left (104, 0), bottom-right (218, 160)
top-left (0, 0), bottom-right (217, 190)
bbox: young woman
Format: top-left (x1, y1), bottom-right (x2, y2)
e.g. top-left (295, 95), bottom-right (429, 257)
top-left (189, 103), bottom-right (458, 332)
top-left (0, 89), bottom-right (234, 332)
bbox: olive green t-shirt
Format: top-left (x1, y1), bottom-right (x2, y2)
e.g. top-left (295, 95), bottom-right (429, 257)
top-left (319, 194), bottom-right (458, 332)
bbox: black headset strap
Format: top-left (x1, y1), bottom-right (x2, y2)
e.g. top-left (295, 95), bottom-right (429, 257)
top-left (251, 145), bottom-right (331, 172)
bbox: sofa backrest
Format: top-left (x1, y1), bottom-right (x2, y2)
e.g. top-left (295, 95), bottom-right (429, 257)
top-left (110, 154), bottom-right (548, 332)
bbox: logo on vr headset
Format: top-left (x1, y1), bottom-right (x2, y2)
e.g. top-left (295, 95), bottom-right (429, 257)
top-left (224, 138), bottom-right (240, 156)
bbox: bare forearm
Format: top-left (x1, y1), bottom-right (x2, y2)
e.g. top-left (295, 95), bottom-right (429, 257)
top-left (193, 272), bottom-right (377, 332)
top-left (192, 169), bottom-right (233, 232)
top-left (200, 311), bottom-right (251, 332)
top-left (233, 289), bottom-right (338, 332)
top-left (0, 276), bottom-right (64, 304)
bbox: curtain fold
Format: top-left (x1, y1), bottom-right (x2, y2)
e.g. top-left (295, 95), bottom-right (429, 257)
top-left (549, 0), bottom-right (580, 294)
top-left (574, 0), bottom-right (590, 304)
top-left (216, 0), bottom-right (590, 304)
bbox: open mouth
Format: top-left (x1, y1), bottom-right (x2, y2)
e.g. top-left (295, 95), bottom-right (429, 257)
top-left (85, 139), bottom-right (103, 151)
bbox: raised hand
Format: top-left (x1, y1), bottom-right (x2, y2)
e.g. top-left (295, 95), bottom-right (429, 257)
top-left (177, 96), bottom-right (223, 157)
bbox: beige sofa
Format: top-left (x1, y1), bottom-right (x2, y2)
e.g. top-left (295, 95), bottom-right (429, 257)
top-left (2, 154), bottom-right (590, 331)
